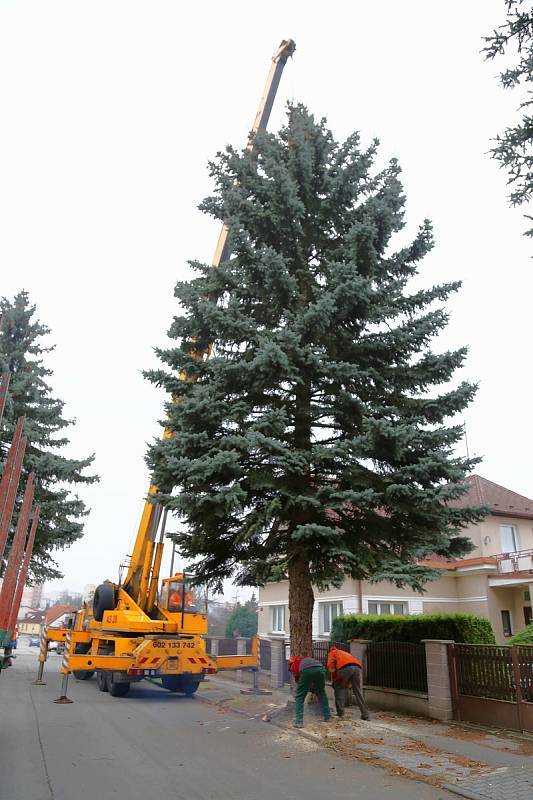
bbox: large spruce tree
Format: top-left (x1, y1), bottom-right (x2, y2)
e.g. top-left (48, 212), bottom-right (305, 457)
top-left (146, 105), bottom-right (485, 655)
top-left (484, 1), bottom-right (533, 235)
top-left (0, 291), bottom-right (98, 582)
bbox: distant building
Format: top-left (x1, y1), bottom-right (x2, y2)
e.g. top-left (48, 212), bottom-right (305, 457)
top-left (17, 604), bottom-right (36, 621)
top-left (0, 580), bottom-right (43, 611)
top-left (258, 475), bottom-right (533, 645)
top-left (45, 604), bottom-right (79, 629)
top-left (19, 610), bottom-right (45, 636)
top-left (21, 583), bottom-right (43, 609)
top-left (82, 584), bottom-right (96, 606)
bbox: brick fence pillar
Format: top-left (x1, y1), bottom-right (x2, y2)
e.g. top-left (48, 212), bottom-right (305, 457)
top-left (270, 639), bottom-right (285, 689)
top-left (349, 639), bottom-right (369, 707)
top-left (210, 638), bottom-right (219, 657)
top-left (350, 639), bottom-right (369, 673)
top-left (422, 639), bottom-right (454, 721)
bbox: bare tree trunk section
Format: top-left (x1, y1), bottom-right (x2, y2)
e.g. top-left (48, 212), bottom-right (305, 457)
top-left (288, 551), bottom-right (314, 657)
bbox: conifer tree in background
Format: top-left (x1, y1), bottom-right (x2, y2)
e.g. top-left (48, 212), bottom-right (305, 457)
top-left (484, 0), bottom-right (533, 236)
top-left (146, 105), bottom-right (485, 656)
top-left (225, 599), bottom-right (258, 638)
top-left (0, 291), bottom-right (98, 582)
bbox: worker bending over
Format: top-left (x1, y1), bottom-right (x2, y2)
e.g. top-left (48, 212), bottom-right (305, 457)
top-left (327, 645), bottom-right (370, 720)
top-left (288, 655), bottom-right (331, 728)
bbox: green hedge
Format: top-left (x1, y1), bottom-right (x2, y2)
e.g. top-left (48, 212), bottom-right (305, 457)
top-left (330, 612), bottom-right (496, 645)
top-left (509, 625), bottom-right (533, 645)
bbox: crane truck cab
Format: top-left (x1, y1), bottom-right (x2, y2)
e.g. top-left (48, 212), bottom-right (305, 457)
top-left (159, 573), bottom-right (207, 634)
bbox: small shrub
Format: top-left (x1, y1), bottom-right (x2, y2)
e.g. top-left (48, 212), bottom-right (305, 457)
top-left (330, 612), bottom-right (495, 644)
top-left (509, 625), bottom-right (533, 645)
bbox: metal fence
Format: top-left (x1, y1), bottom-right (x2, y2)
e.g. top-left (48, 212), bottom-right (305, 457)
top-left (204, 636), bottom-right (256, 657)
top-left (279, 640), bottom-right (351, 684)
top-left (312, 640), bottom-right (350, 665)
top-left (259, 638), bottom-right (271, 670)
top-left (366, 641), bottom-right (428, 693)
top-left (217, 638), bottom-right (240, 656)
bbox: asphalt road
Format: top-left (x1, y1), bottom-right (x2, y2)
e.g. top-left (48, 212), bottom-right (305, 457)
top-left (0, 649), bottom-right (455, 800)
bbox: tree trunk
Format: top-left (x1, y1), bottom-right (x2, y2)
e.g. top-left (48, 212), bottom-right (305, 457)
top-left (288, 550), bottom-right (314, 657)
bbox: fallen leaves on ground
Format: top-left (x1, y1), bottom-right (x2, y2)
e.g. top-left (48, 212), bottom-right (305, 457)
top-left (400, 741), bottom-right (434, 754)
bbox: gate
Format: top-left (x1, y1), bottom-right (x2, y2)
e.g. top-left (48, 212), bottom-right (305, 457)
top-left (449, 643), bottom-right (533, 733)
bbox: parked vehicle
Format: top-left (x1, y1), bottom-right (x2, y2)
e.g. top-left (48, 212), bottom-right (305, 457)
top-left (29, 637), bottom-right (40, 647)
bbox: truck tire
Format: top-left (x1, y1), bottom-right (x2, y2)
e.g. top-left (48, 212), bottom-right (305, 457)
top-left (97, 670), bottom-right (109, 692)
top-left (183, 679), bottom-right (200, 696)
top-left (73, 642), bottom-right (94, 681)
top-left (93, 583), bottom-right (116, 622)
top-left (109, 680), bottom-right (130, 697)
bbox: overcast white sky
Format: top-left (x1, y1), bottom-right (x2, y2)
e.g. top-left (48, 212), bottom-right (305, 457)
top-left (0, 0), bottom-right (529, 596)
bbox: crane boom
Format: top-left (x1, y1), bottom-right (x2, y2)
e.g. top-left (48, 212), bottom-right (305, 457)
top-left (123, 39), bottom-right (295, 606)
top-left (34, 41), bottom-right (295, 698)
top-left (212, 38), bottom-right (296, 267)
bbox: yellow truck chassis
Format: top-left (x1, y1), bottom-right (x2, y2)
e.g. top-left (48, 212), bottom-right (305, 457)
top-left (40, 626), bottom-right (260, 689)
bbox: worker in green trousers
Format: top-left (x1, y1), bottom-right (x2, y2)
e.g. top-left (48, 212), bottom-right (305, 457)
top-left (288, 655), bottom-right (331, 728)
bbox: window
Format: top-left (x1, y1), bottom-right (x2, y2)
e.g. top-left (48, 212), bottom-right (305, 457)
top-left (160, 583), bottom-right (168, 608)
top-left (166, 579), bottom-right (198, 613)
top-left (500, 525), bottom-right (519, 553)
top-left (271, 605), bottom-right (285, 633)
top-left (320, 601), bottom-right (343, 634)
top-left (501, 610), bottom-right (513, 638)
top-left (367, 601), bottom-right (407, 616)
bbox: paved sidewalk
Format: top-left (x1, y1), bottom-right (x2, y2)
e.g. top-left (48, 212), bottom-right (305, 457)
top-left (445, 767), bottom-right (533, 800)
top-left (198, 676), bottom-right (533, 800)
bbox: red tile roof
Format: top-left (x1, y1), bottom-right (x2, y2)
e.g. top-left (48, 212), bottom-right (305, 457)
top-left (22, 610), bottom-right (45, 623)
top-left (451, 475), bottom-right (533, 520)
top-left (45, 604), bottom-right (78, 626)
top-left (420, 555), bottom-right (497, 571)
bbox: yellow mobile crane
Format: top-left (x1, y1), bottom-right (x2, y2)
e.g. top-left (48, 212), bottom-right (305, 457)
top-left (40, 39), bottom-right (295, 699)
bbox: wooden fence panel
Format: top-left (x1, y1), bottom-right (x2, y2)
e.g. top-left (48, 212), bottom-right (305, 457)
top-left (449, 643), bottom-right (533, 733)
top-left (454, 644), bottom-right (515, 701)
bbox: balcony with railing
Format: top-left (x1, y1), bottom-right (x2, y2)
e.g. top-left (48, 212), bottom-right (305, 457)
top-left (496, 549), bottom-right (533, 574)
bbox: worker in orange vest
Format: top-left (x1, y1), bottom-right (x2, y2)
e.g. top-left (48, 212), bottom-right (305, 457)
top-left (326, 645), bottom-right (370, 720)
top-left (169, 589), bottom-right (193, 612)
top-left (288, 655), bottom-right (331, 728)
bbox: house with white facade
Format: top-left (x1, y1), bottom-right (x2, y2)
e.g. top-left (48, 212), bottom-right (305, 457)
top-left (258, 475), bottom-right (533, 644)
